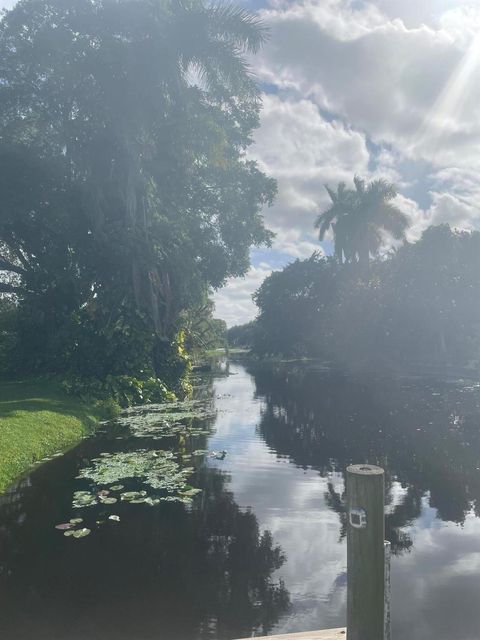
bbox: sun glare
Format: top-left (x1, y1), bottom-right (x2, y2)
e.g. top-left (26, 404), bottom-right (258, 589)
top-left (413, 30), bottom-right (480, 159)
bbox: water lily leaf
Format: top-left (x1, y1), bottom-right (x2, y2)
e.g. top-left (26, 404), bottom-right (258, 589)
top-left (69, 518), bottom-right (83, 524)
top-left (120, 491), bottom-right (145, 501)
top-left (72, 528), bottom-right (91, 538)
top-left (192, 450), bottom-right (208, 456)
top-left (55, 523), bottom-right (73, 530)
top-left (116, 399), bottom-right (216, 439)
top-left (109, 515), bottom-right (120, 522)
top-left (210, 450), bottom-right (227, 460)
top-left (75, 449), bottom-right (201, 509)
top-left (72, 491), bottom-right (98, 508)
top-left (64, 530), bottom-right (76, 537)
top-left (181, 488), bottom-right (202, 497)
top-left (109, 485), bottom-right (124, 491)
top-left (98, 490), bottom-right (110, 497)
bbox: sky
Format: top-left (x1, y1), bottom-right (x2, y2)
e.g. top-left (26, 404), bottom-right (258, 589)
top-left (2, 0), bottom-right (480, 326)
top-left (212, 0), bottom-right (480, 326)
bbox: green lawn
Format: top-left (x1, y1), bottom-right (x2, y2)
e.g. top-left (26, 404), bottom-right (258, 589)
top-left (0, 379), bottom-right (99, 492)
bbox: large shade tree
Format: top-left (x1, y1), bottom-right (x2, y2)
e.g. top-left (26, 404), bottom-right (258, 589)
top-left (315, 177), bottom-right (409, 267)
top-left (0, 0), bottom-right (275, 379)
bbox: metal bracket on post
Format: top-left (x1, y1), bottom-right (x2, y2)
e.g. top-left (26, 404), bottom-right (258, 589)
top-left (349, 508), bottom-right (367, 529)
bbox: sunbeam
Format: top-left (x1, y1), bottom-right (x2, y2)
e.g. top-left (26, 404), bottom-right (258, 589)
top-left (412, 30), bottom-right (480, 160)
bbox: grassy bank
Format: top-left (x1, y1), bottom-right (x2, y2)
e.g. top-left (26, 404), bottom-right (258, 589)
top-left (0, 379), bottom-right (100, 493)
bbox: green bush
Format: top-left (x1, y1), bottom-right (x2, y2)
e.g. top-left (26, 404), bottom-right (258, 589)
top-left (62, 374), bottom-right (176, 409)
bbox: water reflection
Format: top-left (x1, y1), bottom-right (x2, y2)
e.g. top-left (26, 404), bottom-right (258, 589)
top-left (251, 362), bottom-right (480, 528)
top-left (0, 412), bottom-right (289, 639)
top-left (242, 360), bottom-right (480, 638)
top-left (1, 360), bottom-right (480, 640)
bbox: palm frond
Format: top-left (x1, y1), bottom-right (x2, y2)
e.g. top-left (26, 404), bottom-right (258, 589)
top-left (367, 178), bottom-right (397, 201)
top-left (377, 203), bottom-right (409, 239)
top-left (353, 175), bottom-right (365, 194)
top-left (208, 4), bottom-right (268, 54)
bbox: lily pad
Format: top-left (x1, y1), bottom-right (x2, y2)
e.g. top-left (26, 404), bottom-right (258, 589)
top-left (210, 450), bottom-right (227, 460)
top-left (72, 490), bottom-right (98, 508)
top-left (69, 518), bottom-right (83, 524)
top-left (72, 528), bottom-right (91, 538)
top-left (120, 490), bottom-right (147, 501)
top-left (116, 399), bottom-right (216, 439)
top-left (181, 488), bottom-right (202, 497)
top-left (99, 496), bottom-right (117, 504)
top-left (144, 497), bottom-right (160, 506)
top-left (77, 450), bottom-right (195, 496)
top-left (64, 530), bottom-right (76, 537)
top-left (109, 484), bottom-right (124, 491)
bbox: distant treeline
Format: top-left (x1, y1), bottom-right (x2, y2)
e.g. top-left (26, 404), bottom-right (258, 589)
top-left (232, 225), bottom-right (480, 370)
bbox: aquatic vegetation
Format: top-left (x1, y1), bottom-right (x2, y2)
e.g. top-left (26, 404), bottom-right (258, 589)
top-left (72, 490), bottom-right (98, 508)
top-left (116, 399), bottom-right (216, 440)
top-left (75, 449), bottom-right (201, 509)
top-left (78, 449), bottom-right (193, 490)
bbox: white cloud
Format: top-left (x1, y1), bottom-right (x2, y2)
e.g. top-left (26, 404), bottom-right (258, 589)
top-left (252, 93), bottom-right (371, 249)
top-left (215, 0), bottom-right (480, 324)
top-left (215, 93), bottom-right (371, 326)
top-left (257, 1), bottom-right (480, 167)
top-left (213, 263), bottom-right (274, 327)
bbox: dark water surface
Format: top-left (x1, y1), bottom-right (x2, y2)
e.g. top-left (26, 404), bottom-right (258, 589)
top-left (1, 359), bottom-right (480, 640)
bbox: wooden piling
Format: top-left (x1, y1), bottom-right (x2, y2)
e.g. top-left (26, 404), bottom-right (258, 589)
top-left (346, 464), bottom-right (385, 640)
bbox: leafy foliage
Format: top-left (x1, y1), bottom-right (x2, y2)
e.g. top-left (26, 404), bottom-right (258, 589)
top-left (227, 320), bottom-right (256, 348)
top-left (254, 225), bottom-right (480, 367)
top-left (0, 0), bottom-right (275, 382)
top-left (315, 177), bottom-right (409, 267)
top-left (62, 374), bottom-right (176, 409)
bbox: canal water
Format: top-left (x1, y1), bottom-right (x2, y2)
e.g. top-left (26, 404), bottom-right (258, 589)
top-left (1, 359), bottom-right (480, 640)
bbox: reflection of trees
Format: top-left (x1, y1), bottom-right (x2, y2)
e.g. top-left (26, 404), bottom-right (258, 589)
top-left (0, 455), bottom-right (289, 640)
top-left (250, 362), bottom-right (480, 552)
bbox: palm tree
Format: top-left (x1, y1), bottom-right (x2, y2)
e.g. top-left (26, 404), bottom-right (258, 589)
top-left (315, 177), bottom-right (409, 268)
top-left (314, 182), bottom-right (356, 264)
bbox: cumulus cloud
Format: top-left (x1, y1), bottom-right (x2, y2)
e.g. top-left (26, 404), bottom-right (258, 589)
top-left (213, 263), bottom-right (274, 328)
top-left (256, 1), bottom-right (480, 167)
top-left (210, 0), bottom-right (480, 327)
top-left (216, 93), bottom-right (371, 325)
top-left (251, 94), bottom-right (371, 238)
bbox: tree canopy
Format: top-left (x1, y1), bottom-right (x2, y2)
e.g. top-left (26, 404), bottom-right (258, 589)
top-left (315, 177), bottom-right (409, 267)
top-left (0, 0), bottom-right (275, 382)
top-left (253, 225), bottom-right (480, 369)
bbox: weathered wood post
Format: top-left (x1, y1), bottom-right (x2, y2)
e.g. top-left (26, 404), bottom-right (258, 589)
top-left (347, 464), bottom-right (385, 640)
